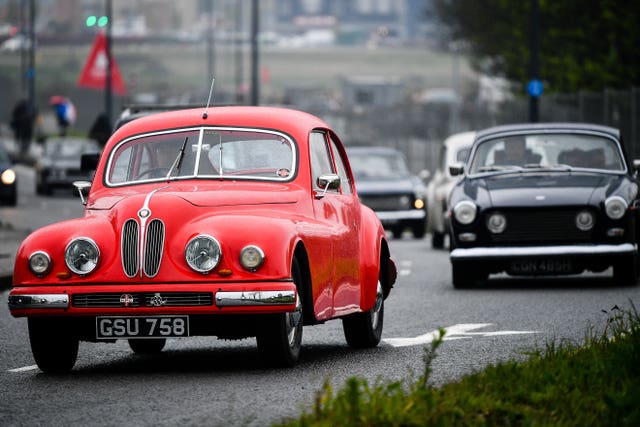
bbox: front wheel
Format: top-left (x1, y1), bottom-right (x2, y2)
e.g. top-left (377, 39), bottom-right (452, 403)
top-left (128, 338), bottom-right (166, 354)
top-left (256, 258), bottom-right (304, 367)
top-left (28, 317), bottom-right (79, 373)
top-left (342, 281), bottom-right (384, 348)
top-left (613, 255), bottom-right (639, 286)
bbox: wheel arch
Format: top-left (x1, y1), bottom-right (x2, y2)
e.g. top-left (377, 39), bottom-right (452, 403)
top-left (293, 241), bottom-right (317, 325)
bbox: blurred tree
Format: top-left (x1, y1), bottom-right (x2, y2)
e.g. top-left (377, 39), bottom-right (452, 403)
top-left (432, 0), bottom-right (640, 92)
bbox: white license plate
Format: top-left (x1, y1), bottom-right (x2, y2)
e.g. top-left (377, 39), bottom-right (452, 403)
top-left (96, 316), bottom-right (189, 339)
top-left (509, 259), bottom-right (572, 275)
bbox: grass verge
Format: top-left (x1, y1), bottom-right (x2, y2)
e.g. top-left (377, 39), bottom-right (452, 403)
top-left (278, 304), bottom-right (640, 426)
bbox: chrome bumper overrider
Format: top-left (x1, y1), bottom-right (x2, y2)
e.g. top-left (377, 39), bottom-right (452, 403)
top-left (450, 243), bottom-right (637, 261)
top-left (215, 290), bottom-right (296, 307)
top-left (8, 294), bottom-right (70, 309)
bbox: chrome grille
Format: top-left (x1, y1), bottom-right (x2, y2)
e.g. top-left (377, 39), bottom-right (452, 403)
top-left (72, 292), bottom-right (213, 308)
top-left (144, 219), bottom-right (164, 277)
top-left (122, 219), bottom-right (139, 277)
top-left (489, 209), bottom-right (593, 244)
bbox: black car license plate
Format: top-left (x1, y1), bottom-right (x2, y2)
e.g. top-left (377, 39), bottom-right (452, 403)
top-left (509, 259), bottom-right (572, 275)
top-left (96, 316), bottom-right (189, 339)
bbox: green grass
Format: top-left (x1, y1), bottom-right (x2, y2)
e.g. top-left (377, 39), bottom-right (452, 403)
top-left (278, 304), bottom-right (640, 426)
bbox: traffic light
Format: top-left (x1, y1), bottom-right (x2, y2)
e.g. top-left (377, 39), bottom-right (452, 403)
top-left (85, 15), bottom-right (108, 27)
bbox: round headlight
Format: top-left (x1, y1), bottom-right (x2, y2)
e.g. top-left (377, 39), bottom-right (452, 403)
top-left (185, 235), bottom-right (221, 273)
top-left (29, 251), bottom-right (52, 276)
top-left (64, 237), bottom-right (100, 275)
top-left (453, 201), bottom-right (477, 225)
top-left (486, 212), bottom-right (507, 234)
top-left (605, 196), bottom-right (627, 220)
top-left (1, 169), bottom-right (16, 185)
top-left (240, 245), bottom-right (265, 271)
top-left (575, 210), bottom-right (594, 231)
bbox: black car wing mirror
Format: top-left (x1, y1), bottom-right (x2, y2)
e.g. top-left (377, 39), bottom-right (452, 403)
top-left (633, 159), bottom-right (640, 174)
top-left (449, 162), bottom-right (465, 176)
top-left (315, 174), bottom-right (341, 199)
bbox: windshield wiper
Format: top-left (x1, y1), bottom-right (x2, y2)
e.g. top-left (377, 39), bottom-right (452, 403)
top-left (166, 137), bottom-right (189, 181)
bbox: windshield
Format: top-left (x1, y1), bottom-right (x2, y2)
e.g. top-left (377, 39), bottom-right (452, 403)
top-left (348, 150), bottom-right (411, 179)
top-left (106, 127), bottom-right (296, 185)
top-left (468, 132), bottom-right (625, 174)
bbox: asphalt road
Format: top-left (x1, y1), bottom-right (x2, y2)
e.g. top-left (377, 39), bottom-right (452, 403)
top-left (1, 165), bottom-right (639, 426)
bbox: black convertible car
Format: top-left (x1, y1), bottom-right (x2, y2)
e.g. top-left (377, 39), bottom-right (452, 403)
top-left (448, 123), bottom-right (640, 287)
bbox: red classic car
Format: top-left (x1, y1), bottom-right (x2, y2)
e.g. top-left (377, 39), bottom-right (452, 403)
top-left (8, 106), bottom-right (396, 373)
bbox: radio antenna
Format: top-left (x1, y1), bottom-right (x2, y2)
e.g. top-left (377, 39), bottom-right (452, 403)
top-left (202, 77), bottom-right (215, 119)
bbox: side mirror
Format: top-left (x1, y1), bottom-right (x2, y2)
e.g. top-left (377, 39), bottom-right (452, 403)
top-left (315, 174), bottom-right (341, 199)
top-left (81, 153), bottom-right (100, 172)
top-left (449, 162), bottom-right (465, 176)
top-left (633, 159), bottom-right (640, 173)
top-left (73, 180), bottom-right (92, 205)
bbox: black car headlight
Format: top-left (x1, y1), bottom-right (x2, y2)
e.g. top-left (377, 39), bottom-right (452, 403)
top-left (605, 196), bottom-right (627, 220)
top-left (575, 210), bottom-right (594, 231)
top-left (185, 235), bottom-right (221, 273)
top-left (65, 237), bottom-right (100, 275)
top-left (486, 212), bottom-right (507, 233)
top-left (453, 201), bottom-right (477, 225)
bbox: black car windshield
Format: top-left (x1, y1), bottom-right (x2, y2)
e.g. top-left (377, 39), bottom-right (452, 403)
top-left (468, 133), bottom-right (625, 175)
top-left (348, 150), bottom-right (411, 179)
top-left (106, 127), bottom-right (296, 185)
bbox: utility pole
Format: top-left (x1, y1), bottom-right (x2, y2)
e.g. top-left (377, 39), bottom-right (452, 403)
top-left (528, 0), bottom-right (541, 122)
top-left (27, 0), bottom-right (35, 107)
top-left (105, 0), bottom-right (113, 126)
top-left (235, 1), bottom-right (244, 104)
top-left (250, 0), bottom-right (259, 106)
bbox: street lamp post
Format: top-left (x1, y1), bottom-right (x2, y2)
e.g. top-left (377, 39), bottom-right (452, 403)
top-left (105, 0), bottom-right (113, 126)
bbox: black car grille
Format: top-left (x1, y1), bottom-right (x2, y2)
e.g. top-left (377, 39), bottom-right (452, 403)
top-left (488, 209), bottom-right (594, 244)
top-left (121, 218), bottom-right (165, 278)
top-left (359, 194), bottom-right (412, 211)
top-left (72, 292), bottom-right (214, 308)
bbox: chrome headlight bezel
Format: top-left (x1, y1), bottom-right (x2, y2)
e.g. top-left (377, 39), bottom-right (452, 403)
top-left (185, 234), bottom-right (222, 274)
top-left (453, 201), bottom-right (477, 225)
top-left (28, 251), bottom-right (52, 276)
top-left (575, 210), bottom-right (595, 231)
top-left (240, 245), bottom-right (265, 271)
top-left (64, 237), bottom-right (100, 275)
top-left (486, 212), bottom-right (507, 234)
top-left (605, 196), bottom-right (628, 220)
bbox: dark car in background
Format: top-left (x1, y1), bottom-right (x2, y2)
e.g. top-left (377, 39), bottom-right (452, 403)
top-left (35, 137), bottom-right (101, 195)
top-left (348, 146), bottom-right (427, 238)
top-left (448, 123), bottom-right (640, 288)
top-left (0, 142), bottom-right (17, 205)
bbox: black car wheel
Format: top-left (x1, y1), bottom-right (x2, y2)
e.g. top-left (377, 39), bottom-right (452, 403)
top-left (452, 264), bottom-right (487, 288)
top-left (412, 222), bottom-right (426, 239)
top-left (28, 317), bottom-right (79, 373)
top-left (256, 258), bottom-right (303, 367)
top-left (613, 255), bottom-right (639, 286)
top-left (342, 280), bottom-right (384, 348)
top-left (128, 338), bottom-right (166, 354)
top-left (2, 192), bottom-right (17, 206)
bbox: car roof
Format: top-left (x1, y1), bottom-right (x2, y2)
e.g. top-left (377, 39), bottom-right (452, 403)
top-left (475, 123), bottom-right (620, 141)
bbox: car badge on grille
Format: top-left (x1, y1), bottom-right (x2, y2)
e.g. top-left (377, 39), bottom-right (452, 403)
top-left (138, 208), bottom-right (151, 219)
top-left (150, 293), bottom-right (167, 307)
top-left (120, 294), bottom-right (134, 307)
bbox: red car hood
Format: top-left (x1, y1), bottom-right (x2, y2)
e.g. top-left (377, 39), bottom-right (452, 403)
top-left (87, 182), bottom-right (301, 211)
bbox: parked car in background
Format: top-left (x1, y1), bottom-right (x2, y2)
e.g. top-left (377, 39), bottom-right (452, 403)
top-left (448, 123), bottom-right (640, 288)
top-left (8, 106), bottom-right (396, 372)
top-left (426, 131), bottom-right (474, 248)
top-left (35, 137), bottom-right (101, 195)
top-left (348, 146), bottom-right (428, 238)
top-left (0, 142), bottom-right (17, 205)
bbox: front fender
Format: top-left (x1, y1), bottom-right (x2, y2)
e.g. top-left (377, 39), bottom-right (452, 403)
top-left (358, 205), bottom-right (393, 311)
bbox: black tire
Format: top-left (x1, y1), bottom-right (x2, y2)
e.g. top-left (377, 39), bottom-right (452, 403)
top-left (28, 317), bottom-right (79, 373)
top-left (613, 256), bottom-right (639, 286)
top-left (128, 338), bottom-right (166, 354)
top-left (452, 264), bottom-right (486, 288)
top-left (342, 281), bottom-right (384, 348)
top-left (391, 227), bottom-right (403, 239)
top-left (431, 231), bottom-right (445, 249)
top-left (412, 222), bottom-right (426, 239)
top-left (3, 193), bottom-right (17, 206)
top-left (256, 258), bottom-right (303, 367)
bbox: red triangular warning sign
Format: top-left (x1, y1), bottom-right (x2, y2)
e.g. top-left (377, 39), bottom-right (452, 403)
top-left (78, 31), bottom-right (127, 95)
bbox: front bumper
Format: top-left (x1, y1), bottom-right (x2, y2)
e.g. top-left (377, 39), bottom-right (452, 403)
top-left (8, 282), bottom-right (297, 317)
top-left (376, 209), bottom-right (426, 224)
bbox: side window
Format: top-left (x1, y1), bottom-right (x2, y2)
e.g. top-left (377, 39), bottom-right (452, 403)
top-left (309, 131), bottom-right (335, 190)
top-left (329, 135), bottom-right (352, 195)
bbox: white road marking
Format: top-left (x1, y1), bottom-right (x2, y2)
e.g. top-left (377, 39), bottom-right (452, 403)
top-left (383, 323), bottom-right (539, 348)
top-left (399, 260), bottom-right (412, 276)
top-left (8, 365), bottom-right (38, 373)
